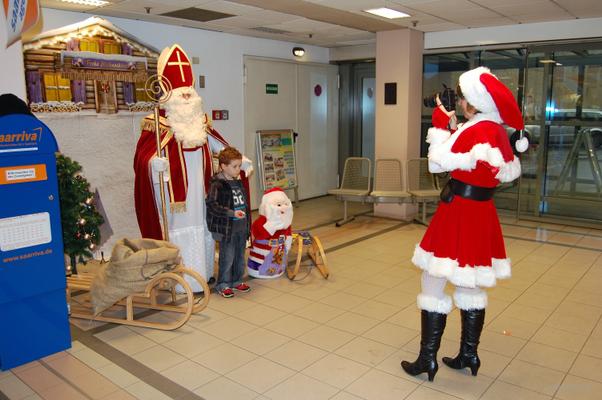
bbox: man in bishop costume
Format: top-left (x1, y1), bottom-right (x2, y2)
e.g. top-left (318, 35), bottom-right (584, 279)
top-left (133, 44), bottom-right (252, 291)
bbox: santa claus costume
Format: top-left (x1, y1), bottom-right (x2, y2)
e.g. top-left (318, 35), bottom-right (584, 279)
top-left (248, 188), bottom-right (293, 279)
top-left (402, 67), bottom-right (525, 381)
top-left (133, 44), bottom-right (251, 291)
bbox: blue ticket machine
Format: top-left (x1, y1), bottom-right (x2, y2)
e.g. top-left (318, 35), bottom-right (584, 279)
top-left (0, 110), bottom-right (71, 370)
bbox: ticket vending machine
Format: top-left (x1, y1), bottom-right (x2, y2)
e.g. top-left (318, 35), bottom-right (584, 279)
top-left (0, 105), bottom-right (71, 370)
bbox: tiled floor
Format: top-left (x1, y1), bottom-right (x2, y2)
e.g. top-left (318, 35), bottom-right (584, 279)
top-left (2, 196), bottom-right (602, 399)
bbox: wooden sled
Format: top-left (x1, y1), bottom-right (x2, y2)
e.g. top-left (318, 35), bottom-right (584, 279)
top-left (287, 232), bottom-right (329, 280)
top-left (67, 265), bottom-right (209, 330)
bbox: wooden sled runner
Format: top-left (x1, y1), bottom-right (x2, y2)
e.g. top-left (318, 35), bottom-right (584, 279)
top-left (67, 265), bottom-right (209, 330)
top-left (287, 232), bottom-right (329, 280)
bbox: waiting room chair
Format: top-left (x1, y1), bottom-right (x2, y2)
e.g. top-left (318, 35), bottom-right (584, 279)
top-left (370, 158), bottom-right (411, 204)
top-left (328, 157), bottom-right (371, 226)
top-left (407, 158), bottom-right (441, 225)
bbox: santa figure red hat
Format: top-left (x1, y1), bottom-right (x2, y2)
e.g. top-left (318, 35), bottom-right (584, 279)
top-left (247, 188), bottom-right (293, 279)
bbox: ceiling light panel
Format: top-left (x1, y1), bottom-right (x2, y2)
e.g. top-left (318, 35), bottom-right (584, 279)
top-left (364, 8), bottom-right (410, 19)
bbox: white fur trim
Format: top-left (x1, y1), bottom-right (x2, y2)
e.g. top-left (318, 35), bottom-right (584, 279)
top-left (417, 294), bottom-right (453, 314)
top-left (495, 156), bottom-right (521, 183)
top-left (412, 245), bottom-right (510, 288)
top-left (453, 289), bottom-right (488, 310)
top-left (492, 258), bottom-right (512, 279)
top-left (427, 112), bottom-right (520, 182)
top-left (426, 127), bottom-right (451, 146)
top-left (459, 67), bottom-right (497, 114)
top-left (241, 156), bottom-right (254, 176)
top-left (247, 268), bottom-right (283, 279)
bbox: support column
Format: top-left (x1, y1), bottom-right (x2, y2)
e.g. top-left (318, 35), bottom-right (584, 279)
top-left (374, 29), bottom-right (424, 220)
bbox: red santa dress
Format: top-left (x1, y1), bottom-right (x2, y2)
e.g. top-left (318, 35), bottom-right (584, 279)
top-left (411, 107), bottom-right (521, 289)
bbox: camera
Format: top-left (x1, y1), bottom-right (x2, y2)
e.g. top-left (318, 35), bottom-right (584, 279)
top-left (423, 84), bottom-right (456, 112)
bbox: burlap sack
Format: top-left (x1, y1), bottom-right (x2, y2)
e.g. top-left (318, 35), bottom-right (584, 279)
top-left (90, 238), bottom-right (180, 315)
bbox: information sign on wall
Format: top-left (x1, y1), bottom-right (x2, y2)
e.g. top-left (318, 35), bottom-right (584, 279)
top-left (256, 129), bottom-right (297, 191)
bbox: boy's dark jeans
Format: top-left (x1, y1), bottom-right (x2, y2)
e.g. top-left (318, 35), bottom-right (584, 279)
top-left (216, 230), bottom-right (247, 291)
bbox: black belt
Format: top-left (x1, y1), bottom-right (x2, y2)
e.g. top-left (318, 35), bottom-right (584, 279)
top-left (440, 179), bottom-right (496, 203)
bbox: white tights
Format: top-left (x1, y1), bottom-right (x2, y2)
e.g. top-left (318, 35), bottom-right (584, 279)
top-left (418, 271), bottom-right (488, 314)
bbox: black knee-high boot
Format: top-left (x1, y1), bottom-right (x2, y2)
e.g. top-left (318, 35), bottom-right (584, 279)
top-left (401, 310), bottom-right (447, 381)
top-left (442, 308), bottom-right (485, 376)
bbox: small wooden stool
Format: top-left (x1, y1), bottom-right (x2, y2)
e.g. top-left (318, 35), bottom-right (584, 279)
top-left (287, 231), bottom-right (329, 280)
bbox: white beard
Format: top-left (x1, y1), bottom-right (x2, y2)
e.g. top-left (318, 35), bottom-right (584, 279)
top-left (163, 86), bottom-right (207, 148)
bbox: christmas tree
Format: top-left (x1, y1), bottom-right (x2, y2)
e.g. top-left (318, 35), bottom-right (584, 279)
top-left (56, 154), bottom-right (104, 274)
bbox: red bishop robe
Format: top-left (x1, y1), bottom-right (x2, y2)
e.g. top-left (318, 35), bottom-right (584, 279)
top-left (134, 111), bottom-right (249, 239)
top-left (133, 111), bottom-right (250, 287)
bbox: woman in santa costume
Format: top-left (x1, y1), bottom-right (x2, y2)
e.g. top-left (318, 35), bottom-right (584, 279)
top-left (401, 67), bottom-right (527, 381)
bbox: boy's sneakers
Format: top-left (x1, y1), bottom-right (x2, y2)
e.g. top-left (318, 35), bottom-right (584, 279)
top-left (234, 283), bottom-right (251, 293)
top-left (218, 287), bottom-right (234, 298)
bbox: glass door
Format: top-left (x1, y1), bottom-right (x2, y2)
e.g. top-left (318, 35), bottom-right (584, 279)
top-left (337, 62), bottom-right (375, 176)
top-left (520, 45), bottom-right (602, 223)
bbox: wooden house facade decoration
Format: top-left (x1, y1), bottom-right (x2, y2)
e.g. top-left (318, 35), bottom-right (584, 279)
top-left (23, 17), bottom-right (159, 114)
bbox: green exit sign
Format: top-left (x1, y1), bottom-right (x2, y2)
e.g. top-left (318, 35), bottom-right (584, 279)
top-left (266, 83), bottom-right (278, 94)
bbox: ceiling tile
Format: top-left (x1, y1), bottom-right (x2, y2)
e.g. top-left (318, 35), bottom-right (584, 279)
top-left (199, 0), bottom-right (263, 15)
top-left (242, 9), bottom-right (302, 24)
top-left (304, 0), bottom-right (388, 11)
top-left (553, 0), bottom-right (602, 16)
top-left (491, 2), bottom-right (570, 17)
top-left (202, 15), bottom-right (261, 28)
top-left (407, 0), bottom-right (483, 14)
top-left (470, 0), bottom-right (537, 6)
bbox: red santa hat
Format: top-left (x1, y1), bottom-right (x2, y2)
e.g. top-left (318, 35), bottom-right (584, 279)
top-left (157, 44), bottom-right (194, 92)
top-left (458, 67), bottom-right (524, 131)
top-left (259, 187), bottom-right (288, 216)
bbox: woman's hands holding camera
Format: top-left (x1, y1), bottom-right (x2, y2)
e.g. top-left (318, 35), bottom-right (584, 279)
top-left (434, 94), bottom-right (458, 130)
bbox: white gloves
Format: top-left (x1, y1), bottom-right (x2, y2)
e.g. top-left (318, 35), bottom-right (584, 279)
top-left (241, 156), bottom-right (254, 176)
top-left (152, 156), bottom-right (169, 172)
top-left (151, 157), bottom-right (170, 182)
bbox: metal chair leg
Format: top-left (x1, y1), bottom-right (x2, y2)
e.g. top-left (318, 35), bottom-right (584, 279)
top-left (335, 200), bottom-right (356, 227)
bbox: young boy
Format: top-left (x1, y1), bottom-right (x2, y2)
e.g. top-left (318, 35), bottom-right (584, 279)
top-left (206, 147), bottom-right (252, 298)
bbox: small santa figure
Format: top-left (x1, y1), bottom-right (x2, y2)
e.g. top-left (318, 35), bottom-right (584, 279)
top-left (247, 188), bottom-right (293, 279)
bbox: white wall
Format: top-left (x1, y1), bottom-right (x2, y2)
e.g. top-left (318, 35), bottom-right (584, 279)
top-left (425, 17), bottom-right (602, 50)
top-left (329, 43), bottom-right (375, 61)
top-left (0, 12), bottom-right (27, 99)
